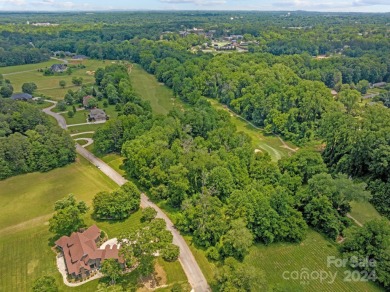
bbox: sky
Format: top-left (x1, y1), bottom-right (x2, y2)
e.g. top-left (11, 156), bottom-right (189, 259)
top-left (0, 0), bottom-right (390, 12)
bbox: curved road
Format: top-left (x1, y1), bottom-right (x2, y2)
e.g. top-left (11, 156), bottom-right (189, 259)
top-left (42, 102), bottom-right (210, 292)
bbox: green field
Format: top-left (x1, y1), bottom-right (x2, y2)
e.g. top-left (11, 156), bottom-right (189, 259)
top-left (349, 201), bottom-right (383, 225)
top-left (130, 64), bottom-right (179, 115)
top-left (2, 59), bottom-right (108, 100)
top-left (0, 156), bottom-right (117, 231)
top-left (184, 230), bottom-right (381, 292)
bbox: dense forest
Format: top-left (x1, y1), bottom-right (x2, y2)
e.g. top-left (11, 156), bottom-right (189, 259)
top-left (0, 99), bottom-right (76, 179)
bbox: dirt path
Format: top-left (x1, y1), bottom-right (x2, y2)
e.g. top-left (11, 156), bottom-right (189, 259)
top-left (347, 214), bottom-right (364, 227)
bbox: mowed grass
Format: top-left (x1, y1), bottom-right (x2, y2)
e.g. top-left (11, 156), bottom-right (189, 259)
top-left (245, 229), bottom-right (382, 292)
top-left (2, 59), bottom-right (108, 100)
top-left (183, 230), bottom-right (381, 291)
top-left (350, 201), bottom-right (384, 225)
top-left (0, 155), bottom-right (117, 231)
top-left (68, 123), bottom-right (102, 134)
top-left (130, 64), bottom-right (178, 115)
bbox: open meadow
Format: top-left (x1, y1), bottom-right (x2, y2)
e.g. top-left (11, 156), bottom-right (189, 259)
top-left (1, 59), bottom-right (109, 100)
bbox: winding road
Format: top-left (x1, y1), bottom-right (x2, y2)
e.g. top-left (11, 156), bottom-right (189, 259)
top-left (41, 102), bottom-right (210, 292)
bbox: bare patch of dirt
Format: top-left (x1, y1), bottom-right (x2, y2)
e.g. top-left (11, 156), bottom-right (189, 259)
top-left (137, 262), bottom-right (168, 291)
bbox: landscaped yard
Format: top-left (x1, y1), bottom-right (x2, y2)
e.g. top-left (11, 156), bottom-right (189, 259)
top-left (0, 153), bottom-right (188, 291)
top-left (2, 59), bottom-right (109, 100)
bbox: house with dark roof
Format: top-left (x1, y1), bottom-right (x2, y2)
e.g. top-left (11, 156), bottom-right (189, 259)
top-left (11, 93), bottom-right (33, 100)
top-left (88, 109), bottom-right (107, 122)
top-left (50, 64), bottom-right (67, 73)
top-left (55, 225), bottom-right (124, 279)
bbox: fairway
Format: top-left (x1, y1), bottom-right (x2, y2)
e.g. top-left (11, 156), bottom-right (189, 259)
top-left (130, 64), bottom-right (178, 115)
top-left (2, 59), bottom-right (108, 100)
top-left (208, 98), bottom-right (297, 161)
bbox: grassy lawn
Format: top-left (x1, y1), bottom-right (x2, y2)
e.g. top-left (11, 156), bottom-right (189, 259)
top-left (350, 201), bottom-right (384, 225)
top-left (75, 139), bottom-right (89, 146)
top-left (130, 64), bottom-right (179, 115)
top-left (62, 110), bottom-right (89, 124)
top-left (0, 59), bottom-right (58, 74)
top-left (67, 123), bottom-right (103, 134)
top-left (101, 153), bottom-right (126, 176)
top-left (183, 230), bottom-right (382, 292)
top-left (0, 155), bottom-right (117, 231)
top-left (2, 59), bottom-right (108, 100)
top-left (245, 230), bottom-right (382, 291)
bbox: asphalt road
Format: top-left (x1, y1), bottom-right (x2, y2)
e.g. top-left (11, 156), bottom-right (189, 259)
top-left (43, 103), bottom-right (210, 292)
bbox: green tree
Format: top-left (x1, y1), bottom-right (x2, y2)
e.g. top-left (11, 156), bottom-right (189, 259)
top-left (341, 219), bottom-right (390, 288)
top-left (93, 182), bottom-right (140, 220)
top-left (87, 97), bottom-right (98, 108)
top-left (356, 80), bottom-right (370, 94)
top-left (219, 219), bottom-right (253, 260)
top-left (216, 257), bottom-right (267, 292)
top-left (101, 258), bottom-right (122, 285)
top-left (0, 84), bottom-right (13, 97)
top-left (22, 82), bottom-right (37, 94)
top-left (49, 195), bottom-right (88, 237)
top-left (59, 80), bottom-right (66, 88)
top-left (162, 243), bottom-right (180, 262)
top-left (67, 110), bottom-right (74, 118)
top-left (338, 88), bottom-right (361, 113)
top-left (141, 207), bottom-right (157, 223)
top-left (56, 101), bottom-right (67, 111)
top-left (32, 276), bottom-right (58, 292)
top-left (72, 76), bottom-right (83, 86)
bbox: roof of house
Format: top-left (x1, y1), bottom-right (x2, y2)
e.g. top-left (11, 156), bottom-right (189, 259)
top-left (50, 64), bottom-right (67, 71)
top-left (55, 225), bottom-right (123, 276)
top-left (11, 93), bottom-right (33, 100)
top-left (82, 95), bottom-right (93, 106)
top-left (89, 109), bottom-right (107, 120)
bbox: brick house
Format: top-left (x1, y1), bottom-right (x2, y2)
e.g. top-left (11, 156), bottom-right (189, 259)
top-left (55, 225), bottom-right (124, 279)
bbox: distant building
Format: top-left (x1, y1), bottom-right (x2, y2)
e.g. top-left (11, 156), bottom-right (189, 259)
top-left (72, 55), bottom-right (87, 60)
top-left (55, 225), bottom-right (124, 280)
top-left (11, 93), bottom-right (33, 101)
top-left (88, 109), bottom-right (107, 122)
top-left (50, 64), bottom-right (67, 73)
top-left (371, 82), bottom-right (387, 88)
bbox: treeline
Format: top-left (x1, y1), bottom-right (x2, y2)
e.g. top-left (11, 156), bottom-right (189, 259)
top-left (321, 106), bottom-right (390, 219)
top-left (0, 99), bottom-right (76, 179)
top-left (0, 46), bottom-right (49, 67)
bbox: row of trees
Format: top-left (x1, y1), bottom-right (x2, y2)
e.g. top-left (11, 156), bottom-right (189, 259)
top-left (0, 99), bottom-right (76, 179)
